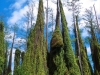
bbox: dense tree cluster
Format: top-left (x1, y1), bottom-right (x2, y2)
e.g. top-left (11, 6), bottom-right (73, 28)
top-left (0, 0), bottom-right (100, 75)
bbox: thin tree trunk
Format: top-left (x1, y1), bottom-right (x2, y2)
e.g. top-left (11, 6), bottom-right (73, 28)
top-left (46, 0), bottom-right (48, 51)
top-left (73, 14), bottom-right (83, 75)
top-left (7, 31), bottom-right (15, 74)
top-left (93, 4), bottom-right (99, 28)
top-left (56, 0), bottom-right (60, 27)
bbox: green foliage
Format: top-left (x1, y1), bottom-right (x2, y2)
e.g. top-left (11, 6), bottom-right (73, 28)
top-left (14, 65), bottom-right (24, 75)
top-left (51, 26), bottom-right (63, 49)
top-left (8, 72), bottom-right (12, 75)
top-left (22, 0), bottom-right (48, 75)
top-left (88, 17), bottom-right (100, 74)
top-left (53, 49), bottom-right (68, 75)
top-left (0, 57), bottom-right (4, 73)
top-left (83, 8), bottom-right (100, 74)
top-left (50, 0), bottom-right (67, 74)
top-left (14, 49), bottom-right (21, 75)
top-left (85, 47), bottom-right (93, 75)
top-left (90, 39), bottom-right (100, 75)
top-left (3, 41), bottom-right (8, 75)
top-left (81, 48), bottom-right (92, 75)
top-left (59, 0), bottom-right (81, 75)
top-left (50, 26), bottom-right (67, 75)
top-left (0, 21), bottom-right (5, 75)
top-left (75, 16), bottom-right (92, 75)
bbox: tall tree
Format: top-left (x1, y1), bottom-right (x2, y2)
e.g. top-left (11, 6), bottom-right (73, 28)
top-left (49, 0), bottom-right (67, 75)
top-left (75, 15), bottom-right (92, 75)
top-left (7, 24), bottom-right (17, 75)
top-left (0, 21), bottom-right (5, 75)
top-left (22, 0), bottom-right (48, 75)
top-left (3, 41), bottom-right (8, 75)
top-left (24, 1), bottom-right (35, 51)
top-left (84, 8), bottom-right (100, 75)
top-left (14, 49), bottom-right (21, 75)
top-left (59, 0), bottom-right (81, 75)
top-left (67, 0), bottom-right (83, 74)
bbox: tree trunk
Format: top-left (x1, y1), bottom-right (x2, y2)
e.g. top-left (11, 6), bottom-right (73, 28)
top-left (7, 31), bottom-right (15, 74)
top-left (46, 0), bottom-right (48, 51)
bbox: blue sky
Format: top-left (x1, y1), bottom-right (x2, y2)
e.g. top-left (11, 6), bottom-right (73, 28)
top-left (0, 0), bottom-right (12, 21)
top-left (0, 0), bottom-right (100, 73)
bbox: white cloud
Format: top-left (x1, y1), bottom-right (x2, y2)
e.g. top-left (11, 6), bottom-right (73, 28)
top-left (48, 24), bottom-right (55, 32)
top-left (8, 6), bottom-right (28, 25)
top-left (10, 0), bottom-right (27, 10)
top-left (7, 0), bottom-right (99, 53)
top-left (7, 0), bottom-right (39, 31)
top-left (7, 0), bottom-right (100, 29)
top-left (5, 31), bottom-right (14, 42)
top-left (87, 46), bottom-right (91, 56)
top-left (14, 37), bottom-right (26, 46)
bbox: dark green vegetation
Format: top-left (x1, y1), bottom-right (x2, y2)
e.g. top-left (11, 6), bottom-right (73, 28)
top-left (14, 49), bottom-right (21, 75)
top-left (84, 8), bottom-right (100, 75)
top-left (22, 0), bottom-right (48, 75)
top-left (49, 0), bottom-right (67, 75)
top-left (0, 21), bottom-right (5, 75)
top-left (75, 16), bottom-right (92, 75)
top-left (0, 0), bottom-right (100, 75)
top-left (90, 20), bottom-right (100, 75)
top-left (59, 0), bottom-right (81, 75)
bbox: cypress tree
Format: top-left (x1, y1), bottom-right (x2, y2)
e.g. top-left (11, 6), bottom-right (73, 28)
top-left (3, 41), bottom-right (8, 75)
top-left (90, 22), bottom-right (100, 75)
top-left (84, 8), bottom-right (100, 75)
top-left (59, 0), bottom-right (81, 75)
top-left (0, 21), bottom-right (5, 75)
top-left (75, 16), bottom-right (92, 75)
top-left (14, 49), bottom-right (21, 75)
top-left (22, 0), bottom-right (48, 75)
top-left (50, 0), bottom-right (67, 75)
